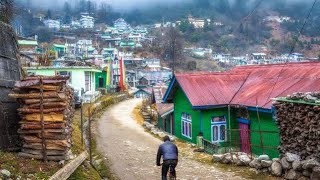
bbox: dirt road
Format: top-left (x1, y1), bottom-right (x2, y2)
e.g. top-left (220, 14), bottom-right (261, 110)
top-left (96, 98), bottom-right (246, 180)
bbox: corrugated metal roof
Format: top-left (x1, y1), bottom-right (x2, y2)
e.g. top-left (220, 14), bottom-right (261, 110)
top-left (156, 103), bottom-right (174, 117)
top-left (153, 85), bottom-right (168, 103)
top-left (230, 62), bottom-right (320, 108)
top-left (169, 62), bottom-right (320, 109)
top-left (175, 73), bottom-right (248, 107)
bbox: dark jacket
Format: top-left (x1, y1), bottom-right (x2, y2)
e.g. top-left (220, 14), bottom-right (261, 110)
top-left (156, 140), bottom-right (178, 166)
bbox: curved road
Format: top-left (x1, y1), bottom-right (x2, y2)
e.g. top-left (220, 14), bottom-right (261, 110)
top-left (96, 98), bottom-right (245, 180)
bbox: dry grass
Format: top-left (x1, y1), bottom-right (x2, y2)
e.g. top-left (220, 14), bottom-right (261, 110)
top-left (132, 102), bottom-right (144, 125)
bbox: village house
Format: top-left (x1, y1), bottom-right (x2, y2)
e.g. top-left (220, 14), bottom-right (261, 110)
top-left (18, 39), bottom-right (39, 66)
top-left (133, 87), bottom-right (152, 99)
top-left (187, 15), bottom-right (208, 28)
top-left (250, 53), bottom-right (267, 64)
top-left (25, 66), bottom-right (101, 95)
top-left (152, 84), bottom-right (174, 134)
top-left (162, 62), bottom-right (320, 158)
top-left (80, 13), bottom-right (94, 29)
top-left (43, 19), bottom-right (61, 30)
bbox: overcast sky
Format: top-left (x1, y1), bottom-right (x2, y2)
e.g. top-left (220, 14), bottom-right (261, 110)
top-left (19, 0), bottom-right (316, 12)
top-left (20, 0), bottom-right (189, 11)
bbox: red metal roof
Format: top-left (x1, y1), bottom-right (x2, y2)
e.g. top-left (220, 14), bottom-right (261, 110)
top-left (175, 73), bottom-right (248, 107)
top-left (173, 62), bottom-right (320, 109)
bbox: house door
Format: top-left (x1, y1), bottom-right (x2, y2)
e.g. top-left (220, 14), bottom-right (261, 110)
top-left (239, 122), bottom-right (251, 154)
top-left (98, 77), bottom-right (104, 88)
top-left (169, 114), bottom-right (174, 134)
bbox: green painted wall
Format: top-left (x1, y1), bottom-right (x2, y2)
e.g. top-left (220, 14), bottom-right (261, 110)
top-left (248, 111), bottom-right (280, 158)
top-left (95, 71), bottom-right (107, 88)
top-left (173, 87), bottom-right (200, 144)
top-left (201, 107), bottom-right (239, 148)
top-left (172, 86), bottom-right (279, 157)
top-left (158, 116), bottom-right (164, 130)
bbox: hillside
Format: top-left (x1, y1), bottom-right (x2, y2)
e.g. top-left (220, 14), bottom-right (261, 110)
top-left (14, 0), bottom-right (320, 57)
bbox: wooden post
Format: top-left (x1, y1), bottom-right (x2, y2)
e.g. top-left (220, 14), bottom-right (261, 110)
top-left (256, 106), bottom-right (265, 154)
top-left (80, 105), bottom-right (83, 146)
top-left (48, 151), bottom-right (88, 180)
top-left (40, 77), bottom-right (47, 162)
top-left (88, 108), bottom-right (92, 165)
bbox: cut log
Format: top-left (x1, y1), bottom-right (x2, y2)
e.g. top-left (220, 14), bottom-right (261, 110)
top-left (23, 143), bottom-right (68, 151)
top-left (27, 102), bottom-right (68, 109)
top-left (20, 123), bottom-right (66, 130)
top-left (24, 113), bottom-right (64, 122)
top-left (9, 92), bottom-right (67, 100)
top-left (18, 129), bottom-right (67, 134)
top-left (24, 76), bottom-right (69, 81)
top-left (18, 152), bottom-right (65, 161)
top-left (18, 107), bottom-right (65, 113)
top-left (22, 148), bottom-right (66, 156)
top-left (24, 98), bottom-right (65, 104)
top-left (26, 85), bottom-right (61, 91)
top-left (22, 136), bottom-right (70, 145)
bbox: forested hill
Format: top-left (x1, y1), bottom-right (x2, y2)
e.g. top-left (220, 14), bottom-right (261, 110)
top-left (15, 0), bottom-right (320, 56)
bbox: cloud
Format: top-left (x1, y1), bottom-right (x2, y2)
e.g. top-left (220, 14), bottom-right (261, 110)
top-left (17, 0), bottom-right (189, 11)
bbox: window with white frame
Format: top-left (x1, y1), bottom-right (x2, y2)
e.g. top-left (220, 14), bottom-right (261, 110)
top-left (211, 116), bottom-right (226, 143)
top-left (58, 71), bottom-right (72, 83)
top-left (181, 113), bottom-right (192, 139)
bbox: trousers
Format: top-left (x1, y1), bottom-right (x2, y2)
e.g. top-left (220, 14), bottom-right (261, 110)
top-left (161, 159), bottom-right (178, 180)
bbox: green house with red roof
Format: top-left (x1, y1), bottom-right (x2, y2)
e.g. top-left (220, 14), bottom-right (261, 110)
top-left (162, 62), bottom-right (320, 158)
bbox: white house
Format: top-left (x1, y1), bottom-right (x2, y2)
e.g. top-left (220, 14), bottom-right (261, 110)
top-left (114, 18), bottom-right (130, 30)
top-left (80, 14), bottom-right (94, 29)
top-left (43, 19), bottom-right (60, 30)
top-left (25, 66), bottom-right (101, 93)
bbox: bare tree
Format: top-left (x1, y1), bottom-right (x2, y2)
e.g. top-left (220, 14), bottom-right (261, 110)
top-left (0, 0), bottom-right (15, 24)
top-left (163, 26), bottom-right (184, 73)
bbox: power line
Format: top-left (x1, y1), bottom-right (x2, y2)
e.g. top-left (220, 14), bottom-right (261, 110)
top-left (288, 0), bottom-right (318, 55)
top-left (234, 0), bottom-right (265, 34)
top-left (262, 0), bottom-right (318, 107)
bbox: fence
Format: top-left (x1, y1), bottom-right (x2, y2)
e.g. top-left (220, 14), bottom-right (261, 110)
top-left (202, 129), bottom-right (280, 158)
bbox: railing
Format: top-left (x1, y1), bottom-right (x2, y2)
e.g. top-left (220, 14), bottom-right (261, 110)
top-left (226, 129), bottom-right (279, 158)
top-left (201, 129), bottom-right (280, 158)
top-left (202, 138), bottom-right (219, 155)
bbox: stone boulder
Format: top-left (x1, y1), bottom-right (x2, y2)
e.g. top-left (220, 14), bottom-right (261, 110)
top-left (292, 160), bottom-right (302, 171)
top-left (271, 161), bottom-right (282, 176)
top-left (261, 160), bottom-right (272, 168)
top-left (281, 157), bottom-right (292, 169)
top-left (297, 177), bottom-right (309, 180)
top-left (302, 159), bottom-right (320, 170)
top-left (258, 154), bottom-right (270, 161)
top-left (1, 169), bottom-right (11, 179)
top-left (238, 154), bottom-right (251, 166)
top-left (311, 166), bottom-right (320, 180)
top-left (221, 154), bottom-right (232, 164)
top-left (249, 158), bottom-right (262, 169)
top-left (272, 158), bottom-right (280, 162)
top-left (285, 153), bottom-right (301, 162)
top-left (232, 154), bottom-right (239, 164)
top-left (302, 170), bottom-right (312, 177)
top-left (212, 154), bottom-right (224, 163)
top-left (285, 169), bottom-right (302, 180)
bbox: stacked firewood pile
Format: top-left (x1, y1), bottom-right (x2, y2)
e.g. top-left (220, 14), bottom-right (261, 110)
top-left (273, 92), bottom-right (320, 160)
top-left (9, 76), bottom-right (74, 161)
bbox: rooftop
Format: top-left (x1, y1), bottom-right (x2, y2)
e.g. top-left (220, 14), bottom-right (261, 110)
top-left (164, 62), bottom-right (320, 109)
top-left (18, 40), bottom-right (38, 46)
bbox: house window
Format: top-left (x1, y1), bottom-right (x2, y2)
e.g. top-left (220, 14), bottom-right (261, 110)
top-left (85, 72), bottom-right (91, 91)
top-left (181, 113), bottom-right (192, 139)
top-left (58, 71), bottom-right (72, 83)
top-left (211, 116), bottom-right (227, 143)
